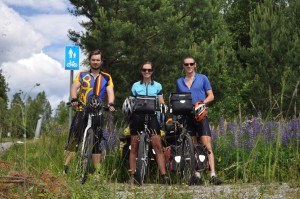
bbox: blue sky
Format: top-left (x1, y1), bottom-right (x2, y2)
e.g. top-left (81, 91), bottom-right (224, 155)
top-left (0, 0), bottom-right (87, 111)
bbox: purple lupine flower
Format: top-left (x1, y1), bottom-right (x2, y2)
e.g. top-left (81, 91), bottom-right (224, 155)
top-left (237, 123), bottom-right (244, 148)
top-left (100, 129), bottom-right (117, 155)
top-left (243, 117), bottom-right (251, 149)
top-left (227, 122), bottom-right (238, 148)
top-left (263, 121), bottom-right (271, 144)
top-left (281, 121), bottom-right (289, 147)
top-left (220, 117), bottom-right (225, 135)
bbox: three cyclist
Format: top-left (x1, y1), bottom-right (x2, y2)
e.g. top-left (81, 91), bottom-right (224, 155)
top-left (64, 52), bottom-right (222, 186)
top-left (63, 49), bottom-right (115, 174)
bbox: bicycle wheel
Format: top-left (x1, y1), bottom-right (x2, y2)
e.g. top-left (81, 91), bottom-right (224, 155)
top-left (135, 132), bottom-right (149, 185)
top-left (80, 128), bottom-right (94, 184)
top-left (180, 133), bottom-right (195, 185)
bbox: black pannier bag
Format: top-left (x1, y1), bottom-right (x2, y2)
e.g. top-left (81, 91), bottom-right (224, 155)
top-left (133, 96), bottom-right (156, 114)
top-left (194, 144), bottom-right (210, 171)
top-left (169, 92), bottom-right (193, 115)
top-left (165, 145), bottom-right (182, 172)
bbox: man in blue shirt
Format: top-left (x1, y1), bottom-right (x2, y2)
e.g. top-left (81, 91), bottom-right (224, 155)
top-left (176, 55), bottom-right (222, 185)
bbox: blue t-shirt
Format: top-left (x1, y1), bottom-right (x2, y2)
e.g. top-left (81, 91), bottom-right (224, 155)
top-left (131, 81), bottom-right (163, 98)
top-left (176, 73), bottom-right (212, 104)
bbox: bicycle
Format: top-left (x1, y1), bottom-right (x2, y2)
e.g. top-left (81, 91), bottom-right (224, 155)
top-left (131, 96), bottom-right (166, 185)
top-left (67, 94), bottom-right (110, 184)
top-left (165, 92), bottom-right (210, 185)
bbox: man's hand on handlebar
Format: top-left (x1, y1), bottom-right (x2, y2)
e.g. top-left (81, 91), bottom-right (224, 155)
top-left (108, 103), bottom-right (116, 112)
top-left (70, 98), bottom-right (80, 107)
top-left (66, 98), bottom-right (82, 107)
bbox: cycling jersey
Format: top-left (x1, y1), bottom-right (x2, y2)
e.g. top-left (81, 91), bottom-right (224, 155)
top-left (176, 73), bottom-right (212, 104)
top-left (131, 80), bottom-right (163, 97)
top-left (130, 80), bottom-right (163, 135)
top-left (74, 70), bottom-right (114, 107)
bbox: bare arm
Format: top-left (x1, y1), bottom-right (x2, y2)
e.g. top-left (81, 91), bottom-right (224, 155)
top-left (69, 82), bottom-right (81, 106)
top-left (157, 95), bottom-right (165, 106)
top-left (203, 90), bottom-right (214, 105)
top-left (106, 86), bottom-right (115, 111)
top-left (70, 82), bottom-right (81, 99)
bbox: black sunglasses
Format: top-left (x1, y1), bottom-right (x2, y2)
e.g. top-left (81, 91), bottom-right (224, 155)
top-left (142, 69), bottom-right (153, 72)
top-left (184, 62), bottom-right (195, 66)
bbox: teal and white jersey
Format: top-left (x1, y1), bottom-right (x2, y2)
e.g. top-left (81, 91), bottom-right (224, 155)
top-left (131, 81), bottom-right (163, 97)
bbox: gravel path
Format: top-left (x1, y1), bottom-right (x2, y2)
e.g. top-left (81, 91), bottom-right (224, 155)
top-left (112, 182), bottom-right (299, 199)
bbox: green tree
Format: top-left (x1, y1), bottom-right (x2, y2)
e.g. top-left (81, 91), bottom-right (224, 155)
top-left (0, 70), bottom-right (9, 135)
top-left (26, 91), bottom-right (52, 137)
top-left (68, 0), bottom-right (195, 120)
top-left (53, 101), bottom-right (69, 125)
top-left (10, 92), bottom-right (25, 138)
top-left (239, 0), bottom-right (300, 118)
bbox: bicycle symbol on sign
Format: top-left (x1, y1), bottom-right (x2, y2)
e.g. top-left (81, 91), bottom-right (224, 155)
top-left (67, 60), bottom-right (78, 68)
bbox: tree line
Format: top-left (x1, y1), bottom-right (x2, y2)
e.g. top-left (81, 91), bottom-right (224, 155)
top-left (0, 0), bottom-right (299, 138)
top-left (68, 0), bottom-right (299, 121)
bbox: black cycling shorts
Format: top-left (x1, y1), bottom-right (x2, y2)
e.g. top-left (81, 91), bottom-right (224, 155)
top-left (186, 114), bottom-right (212, 137)
top-left (91, 115), bottom-right (104, 154)
top-left (64, 111), bottom-right (87, 152)
top-left (129, 113), bottom-right (160, 136)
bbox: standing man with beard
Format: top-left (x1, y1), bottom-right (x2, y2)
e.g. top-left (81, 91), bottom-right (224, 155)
top-left (63, 49), bottom-right (115, 174)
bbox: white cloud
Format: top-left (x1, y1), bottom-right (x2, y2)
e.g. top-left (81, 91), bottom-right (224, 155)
top-left (1, 0), bottom-right (68, 12)
top-left (27, 14), bottom-right (82, 44)
top-left (0, 0), bottom-right (87, 112)
top-left (2, 53), bottom-right (70, 108)
top-left (0, 1), bottom-right (48, 63)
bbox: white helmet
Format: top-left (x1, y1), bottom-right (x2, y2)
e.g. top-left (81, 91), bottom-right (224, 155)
top-left (122, 97), bottom-right (134, 120)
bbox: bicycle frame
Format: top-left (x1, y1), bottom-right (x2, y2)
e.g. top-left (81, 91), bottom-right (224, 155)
top-left (134, 114), bottom-right (152, 185)
top-left (67, 100), bottom-right (108, 184)
top-left (135, 106), bottom-right (166, 185)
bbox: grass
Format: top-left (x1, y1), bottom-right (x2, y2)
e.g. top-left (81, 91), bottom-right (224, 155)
top-left (0, 116), bottom-right (299, 198)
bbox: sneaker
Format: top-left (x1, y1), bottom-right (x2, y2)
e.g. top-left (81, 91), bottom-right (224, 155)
top-left (190, 172), bottom-right (203, 185)
top-left (63, 165), bottom-right (69, 175)
top-left (160, 175), bottom-right (171, 185)
top-left (210, 176), bottom-right (223, 185)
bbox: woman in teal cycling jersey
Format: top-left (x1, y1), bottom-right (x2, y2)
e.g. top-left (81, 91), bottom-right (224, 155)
top-left (129, 61), bottom-right (169, 184)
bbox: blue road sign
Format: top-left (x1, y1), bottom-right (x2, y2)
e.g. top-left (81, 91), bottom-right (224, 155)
top-left (65, 46), bottom-right (80, 70)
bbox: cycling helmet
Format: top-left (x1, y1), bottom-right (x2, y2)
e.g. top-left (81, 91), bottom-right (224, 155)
top-left (87, 94), bottom-right (101, 110)
top-left (122, 97), bottom-right (134, 120)
top-left (194, 102), bottom-right (207, 122)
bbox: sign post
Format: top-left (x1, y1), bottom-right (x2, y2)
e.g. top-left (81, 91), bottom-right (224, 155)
top-left (65, 46), bottom-right (80, 128)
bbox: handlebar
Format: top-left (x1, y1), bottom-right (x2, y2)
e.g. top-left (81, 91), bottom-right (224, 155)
top-left (66, 101), bottom-right (113, 112)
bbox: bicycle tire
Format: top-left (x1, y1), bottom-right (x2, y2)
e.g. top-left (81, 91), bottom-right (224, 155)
top-left (135, 132), bottom-right (149, 185)
top-left (180, 133), bottom-right (195, 185)
top-left (80, 128), bottom-right (94, 184)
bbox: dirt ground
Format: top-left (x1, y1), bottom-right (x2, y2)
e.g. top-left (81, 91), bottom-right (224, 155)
top-left (0, 161), bottom-right (70, 199)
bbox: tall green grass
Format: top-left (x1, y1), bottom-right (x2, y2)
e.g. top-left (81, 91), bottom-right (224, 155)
top-left (1, 116), bottom-right (299, 197)
top-left (212, 116), bottom-right (299, 184)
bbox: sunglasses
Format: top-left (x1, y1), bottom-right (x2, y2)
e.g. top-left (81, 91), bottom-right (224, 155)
top-left (142, 69), bottom-right (153, 72)
top-left (184, 62), bottom-right (195, 66)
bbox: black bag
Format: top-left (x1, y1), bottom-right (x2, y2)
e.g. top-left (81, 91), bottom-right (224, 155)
top-left (133, 96), bottom-right (156, 114)
top-left (165, 145), bottom-right (182, 172)
top-left (194, 144), bottom-right (210, 171)
top-left (170, 92), bottom-right (193, 114)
